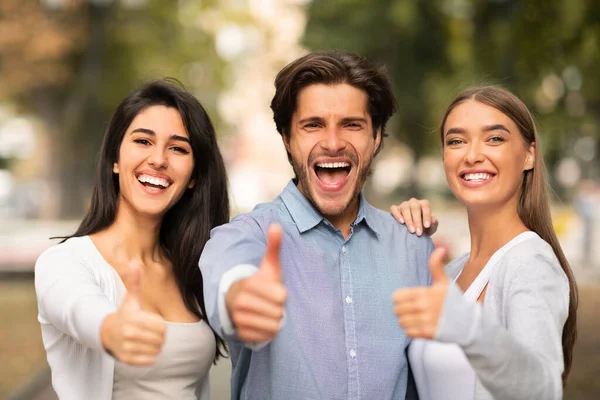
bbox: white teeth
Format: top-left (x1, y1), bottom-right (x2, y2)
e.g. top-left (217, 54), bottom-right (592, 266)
top-left (316, 162), bottom-right (350, 168)
top-left (463, 173), bottom-right (492, 181)
top-left (137, 174), bottom-right (170, 188)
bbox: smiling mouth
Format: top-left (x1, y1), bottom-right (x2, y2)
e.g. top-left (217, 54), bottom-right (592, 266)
top-left (136, 174), bottom-right (172, 190)
top-left (314, 162), bottom-right (352, 186)
top-left (461, 172), bottom-right (495, 182)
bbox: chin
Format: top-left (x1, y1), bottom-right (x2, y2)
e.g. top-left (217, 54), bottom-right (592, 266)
top-left (134, 203), bottom-right (171, 218)
top-left (310, 192), bottom-right (355, 218)
top-left (459, 195), bottom-right (498, 208)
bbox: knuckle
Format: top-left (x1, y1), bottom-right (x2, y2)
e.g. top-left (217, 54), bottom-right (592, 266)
top-left (123, 326), bottom-right (136, 339)
top-left (121, 354), bottom-right (133, 365)
top-left (123, 341), bottom-right (134, 352)
top-left (278, 286), bottom-right (288, 302)
top-left (232, 313), bottom-right (244, 327)
top-left (233, 295), bottom-right (247, 311)
top-left (275, 309), bottom-right (284, 320)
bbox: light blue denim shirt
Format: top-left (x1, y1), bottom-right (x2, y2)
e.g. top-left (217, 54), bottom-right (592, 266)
top-left (200, 181), bottom-right (433, 400)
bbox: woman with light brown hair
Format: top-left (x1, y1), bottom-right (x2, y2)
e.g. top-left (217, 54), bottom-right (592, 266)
top-left (391, 86), bottom-right (578, 400)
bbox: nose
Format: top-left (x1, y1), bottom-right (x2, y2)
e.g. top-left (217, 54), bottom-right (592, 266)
top-left (147, 146), bottom-right (168, 169)
top-left (321, 126), bottom-right (347, 154)
top-left (464, 140), bottom-right (485, 165)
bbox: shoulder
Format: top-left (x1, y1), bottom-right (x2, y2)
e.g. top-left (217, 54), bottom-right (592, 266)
top-left (500, 233), bottom-right (568, 285)
top-left (34, 236), bottom-right (109, 294)
top-left (205, 199), bottom-right (291, 253)
top-left (219, 197), bottom-right (293, 235)
top-left (36, 236), bottom-right (94, 268)
top-left (368, 204), bottom-right (432, 241)
top-left (491, 233), bottom-right (570, 309)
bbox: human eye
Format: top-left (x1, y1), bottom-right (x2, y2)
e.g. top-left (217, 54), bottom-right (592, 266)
top-left (488, 136), bottom-right (505, 143)
top-left (303, 122), bottom-right (321, 129)
top-left (345, 122), bottom-right (363, 130)
top-left (171, 146), bottom-right (190, 155)
top-left (133, 138), bottom-right (151, 145)
top-left (446, 137), bottom-right (463, 146)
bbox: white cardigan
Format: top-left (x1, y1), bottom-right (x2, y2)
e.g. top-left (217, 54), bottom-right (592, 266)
top-left (35, 236), bottom-right (119, 400)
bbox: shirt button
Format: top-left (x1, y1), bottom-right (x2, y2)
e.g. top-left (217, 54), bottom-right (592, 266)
top-left (350, 349), bottom-right (357, 358)
top-left (345, 296), bottom-right (353, 304)
top-left (341, 246), bottom-right (347, 254)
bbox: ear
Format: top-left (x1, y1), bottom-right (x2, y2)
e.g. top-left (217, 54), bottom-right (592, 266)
top-left (282, 132), bottom-right (291, 153)
top-left (188, 179), bottom-right (196, 189)
top-left (373, 128), bottom-right (382, 155)
top-left (113, 162), bottom-right (119, 174)
top-left (524, 142), bottom-right (535, 171)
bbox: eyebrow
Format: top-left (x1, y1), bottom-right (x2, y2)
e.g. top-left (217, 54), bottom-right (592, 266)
top-left (297, 117), bottom-right (368, 125)
top-left (445, 124), bottom-right (511, 136)
top-left (131, 128), bottom-right (191, 144)
top-left (298, 116), bottom-right (325, 125)
top-left (340, 117), bottom-right (368, 125)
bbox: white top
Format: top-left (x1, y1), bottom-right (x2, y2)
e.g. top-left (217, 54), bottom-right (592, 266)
top-left (409, 231), bottom-right (539, 400)
top-left (112, 270), bottom-right (213, 400)
top-left (34, 236), bottom-right (214, 400)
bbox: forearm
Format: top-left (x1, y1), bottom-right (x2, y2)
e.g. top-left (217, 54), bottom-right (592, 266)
top-left (40, 288), bottom-right (116, 351)
top-left (436, 284), bottom-right (563, 400)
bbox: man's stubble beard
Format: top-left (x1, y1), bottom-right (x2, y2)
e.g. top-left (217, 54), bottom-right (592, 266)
top-left (290, 153), bottom-right (374, 218)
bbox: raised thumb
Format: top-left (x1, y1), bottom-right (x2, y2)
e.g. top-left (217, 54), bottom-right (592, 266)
top-left (259, 224), bottom-right (283, 281)
top-left (124, 261), bottom-right (143, 309)
top-left (429, 247), bottom-right (448, 284)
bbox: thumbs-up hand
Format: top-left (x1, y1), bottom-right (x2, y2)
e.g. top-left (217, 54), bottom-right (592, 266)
top-left (392, 247), bottom-right (449, 339)
top-left (226, 224), bottom-right (288, 343)
top-left (101, 261), bottom-right (167, 365)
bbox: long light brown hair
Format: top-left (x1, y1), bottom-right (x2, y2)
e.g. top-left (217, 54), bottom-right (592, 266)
top-left (439, 86), bottom-right (578, 385)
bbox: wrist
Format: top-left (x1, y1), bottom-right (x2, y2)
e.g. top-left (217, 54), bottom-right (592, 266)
top-left (225, 280), bottom-right (244, 322)
top-left (100, 313), bottom-right (117, 356)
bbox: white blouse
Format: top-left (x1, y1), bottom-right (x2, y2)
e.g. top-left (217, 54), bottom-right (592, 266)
top-left (35, 236), bottom-right (214, 400)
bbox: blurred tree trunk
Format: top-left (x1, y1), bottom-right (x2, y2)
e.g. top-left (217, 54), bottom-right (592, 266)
top-left (54, 3), bottom-right (110, 218)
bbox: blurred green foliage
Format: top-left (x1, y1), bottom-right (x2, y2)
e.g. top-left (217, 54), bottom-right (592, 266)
top-left (304, 0), bottom-right (600, 195)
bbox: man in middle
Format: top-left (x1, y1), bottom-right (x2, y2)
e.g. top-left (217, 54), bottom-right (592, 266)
top-left (200, 50), bottom-right (434, 400)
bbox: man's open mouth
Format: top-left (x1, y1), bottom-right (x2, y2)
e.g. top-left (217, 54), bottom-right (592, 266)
top-left (314, 162), bottom-right (351, 186)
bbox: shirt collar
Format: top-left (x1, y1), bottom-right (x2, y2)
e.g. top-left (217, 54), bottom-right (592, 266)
top-left (280, 180), bottom-right (381, 237)
top-left (352, 194), bottom-right (382, 238)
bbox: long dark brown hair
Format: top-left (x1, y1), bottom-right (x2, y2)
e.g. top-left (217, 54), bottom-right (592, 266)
top-left (61, 78), bottom-right (229, 361)
top-left (439, 85), bottom-right (578, 385)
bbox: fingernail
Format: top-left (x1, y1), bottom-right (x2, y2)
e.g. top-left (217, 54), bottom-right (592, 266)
top-left (409, 224), bottom-right (415, 232)
top-left (399, 218), bottom-right (404, 224)
top-left (417, 227), bottom-right (422, 236)
top-left (424, 221), bottom-right (430, 228)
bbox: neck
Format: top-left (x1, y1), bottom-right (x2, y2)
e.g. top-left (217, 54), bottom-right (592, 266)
top-left (100, 200), bottom-right (164, 265)
top-left (326, 196), bottom-right (360, 239)
top-left (466, 198), bottom-right (529, 260)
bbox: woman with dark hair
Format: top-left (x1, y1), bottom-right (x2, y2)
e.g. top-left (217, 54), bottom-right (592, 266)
top-left (34, 79), bottom-right (229, 400)
top-left (391, 86), bottom-right (577, 400)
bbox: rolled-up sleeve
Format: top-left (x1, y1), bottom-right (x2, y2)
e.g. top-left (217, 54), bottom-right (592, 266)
top-left (199, 216), bottom-right (267, 341)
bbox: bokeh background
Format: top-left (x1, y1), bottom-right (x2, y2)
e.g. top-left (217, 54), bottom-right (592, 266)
top-left (0, 0), bottom-right (598, 399)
